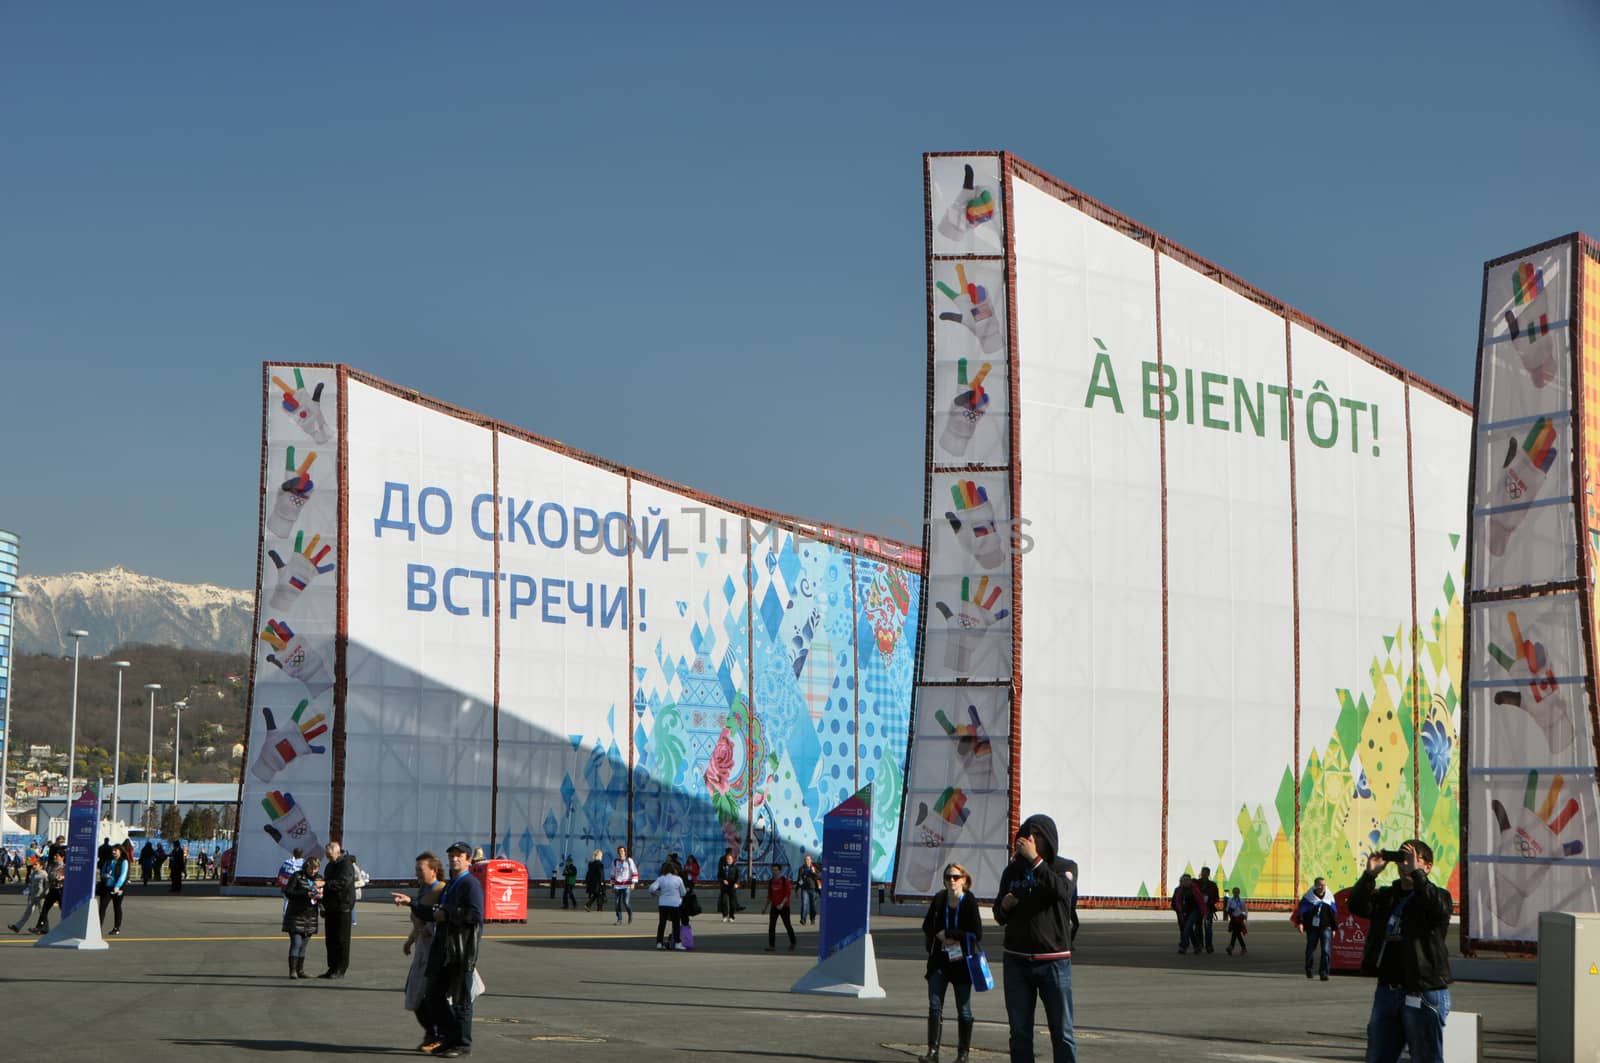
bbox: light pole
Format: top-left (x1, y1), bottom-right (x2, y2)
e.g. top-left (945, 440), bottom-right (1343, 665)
top-left (172, 699), bottom-right (186, 815)
top-left (110, 660), bottom-right (131, 826)
top-left (65, 629), bottom-right (89, 802)
top-left (0, 589), bottom-right (26, 816)
top-left (144, 683), bottom-right (161, 829)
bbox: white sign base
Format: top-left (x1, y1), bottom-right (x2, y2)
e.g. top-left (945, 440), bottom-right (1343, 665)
top-left (791, 933), bottom-right (886, 999)
top-left (36, 896), bottom-right (108, 951)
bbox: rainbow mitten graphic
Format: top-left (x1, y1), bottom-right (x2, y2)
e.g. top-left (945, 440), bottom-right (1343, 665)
top-left (267, 446), bottom-right (318, 537)
top-left (1502, 261), bottom-right (1557, 388)
top-left (1488, 417), bottom-right (1559, 556)
top-left (937, 163), bottom-right (998, 241)
top-left (250, 700), bottom-right (330, 783)
top-left (268, 531), bottom-right (336, 610)
top-left (260, 619), bottom-right (333, 700)
top-left (945, 480), bottom-right (1003, 569)
top-left (934, 575), bottom-right (1009, 676)
top-left (1489, 771), bottom-right (1583, 930)
top-left (904, 788), bottom-right (970, 892)
top-left (262, 790), bottom-right (323, 858)
top-left (935, 703), bottom-right (996, 791)
top-left (1487, 608), bottom-right (1576, 754)
top-left (939, 358), bottom-right (993, 457)
top-left (937, 264), bottom-right (1004, 355)
top-left (273, 369), bottom-right (333, 444)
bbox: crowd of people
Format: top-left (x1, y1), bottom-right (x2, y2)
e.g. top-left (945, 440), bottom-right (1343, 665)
top-left (2, 823), bottom-right (1456, 1063)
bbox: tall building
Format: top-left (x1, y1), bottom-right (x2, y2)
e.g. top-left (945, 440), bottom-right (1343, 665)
top-left (0, 529), bottom-right (19, 806)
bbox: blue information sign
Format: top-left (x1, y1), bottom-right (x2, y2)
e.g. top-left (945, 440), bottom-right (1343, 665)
top-left (61, 787), bottom-right (100, 918)
top-left (818, 784), bottom-right (872, 960)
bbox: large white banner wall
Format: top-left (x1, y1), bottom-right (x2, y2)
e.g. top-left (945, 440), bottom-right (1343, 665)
top-left (897, 153), bottom-right (1473, 902)
top-left (238, 370), bottom-right (922, 883)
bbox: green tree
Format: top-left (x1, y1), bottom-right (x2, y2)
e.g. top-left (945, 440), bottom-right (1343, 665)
top-left (160, 804), bottom-right (181, 840)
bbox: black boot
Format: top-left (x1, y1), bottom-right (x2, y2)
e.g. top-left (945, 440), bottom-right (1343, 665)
top-left (917, 1013), bottom-right (941, 1063)
top-left (295, 958), bottom-right (308, 979)
top-left (954, 1018), bottom-right (973, 1063)
top-left (289, 958), bottom-right (299, 979)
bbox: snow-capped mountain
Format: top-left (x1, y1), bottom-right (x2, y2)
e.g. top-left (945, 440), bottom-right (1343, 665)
top-left (12, 566), bottom-right (253, 657)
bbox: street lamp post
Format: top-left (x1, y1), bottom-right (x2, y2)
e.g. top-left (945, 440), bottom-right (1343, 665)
top-left (172, 699), bottom-right (186, 814)
top-left (65, 629), bottom-right (89, 802)
top-left (110, 660), bottom-right (131, 827)
top-left (144, 683), bottom-right (161, 829)
top-left (0, 589), bottom-right (27, 816)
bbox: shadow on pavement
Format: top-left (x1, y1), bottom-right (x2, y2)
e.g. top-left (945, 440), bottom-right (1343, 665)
top-left (171, 1040), bottom-right (414, 1055)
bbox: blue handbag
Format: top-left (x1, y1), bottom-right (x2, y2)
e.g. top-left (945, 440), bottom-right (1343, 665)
top-left (965, 932), bottom-right (994, 992)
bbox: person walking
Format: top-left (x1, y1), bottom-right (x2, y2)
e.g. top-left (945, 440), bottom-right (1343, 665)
top-left (650, 858), bottom-right (687, 950)
top-left (1224, 887), bottom-right (1248, 955)
top-left (717, 850), bottom-right (741, 922)
top-left (1296, 877), bottom-right (1337, 981)
top-left (33, 853), bottom-right (66, 933)
top-left (584, 849), bottom-right (605, 912)
top-left (423, 841), bottom-right (486, 1059)
top-left (1347, 840), bottom-right (1453, 1063)
top-left (8, 857), bottom-right (47, 933)
top-left (281, 855), bottom-right (321, 979)
top-left (1196, 867), bottom-right (1221, 953)
top-left (168, 842), bottom-right (187, 893)
top-left (993, 813), bottom-right (1076, 1063)
top-left (139, 842), bottom-right (155, 887)
top-left (561, 857), bottom-right (578, 910)
top-left (611, 845), bottom-right (638, 925)
top-left (919, 862), bottom-right (983, 1063)
top-left (391, 851), bottom-right (447, 1053)
top-left (1171, 873), bottom-right (1202, 954)
top-left (319, 840), bottom-right (357, 978)
top-left (796, 853), bottom-right (822, 926)
top-left (765, 862), bottom-right (797, 953)
top-left (97, 843), bottom-right (131, 935)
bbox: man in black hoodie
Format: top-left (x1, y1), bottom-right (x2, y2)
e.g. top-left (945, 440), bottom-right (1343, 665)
top-left (992, 813), bottom-right (1076, 1062)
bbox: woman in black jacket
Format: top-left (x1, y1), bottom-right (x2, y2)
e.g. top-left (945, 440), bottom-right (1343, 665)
top-left (583, 849), bottom-right (606, 912)
top-left (920, 862), bottom-right (983, 1063)
top-left (281, 855), bottom-right (322, 978)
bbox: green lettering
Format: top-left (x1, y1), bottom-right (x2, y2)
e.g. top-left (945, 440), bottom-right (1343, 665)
top-left (1201, 372), bottom-right (1229, 430)
top-left (1234, 378), bottom-right (1265, 438)
top-left (1084, 352), bottom-right (1123, 413)
top-left (1143, 361), bottom-right (1177, 421)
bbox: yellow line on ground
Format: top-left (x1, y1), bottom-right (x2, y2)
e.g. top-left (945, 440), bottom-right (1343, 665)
top-left (0, 931), bottom-right (623, 946)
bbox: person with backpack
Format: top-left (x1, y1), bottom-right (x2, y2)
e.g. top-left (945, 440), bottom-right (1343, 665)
top-left (97, 843), bottom-right (131, 935)
top-left (919, 862), bottom-right (983, 1063)
top-left (612, 845), bottom-right (638, 925)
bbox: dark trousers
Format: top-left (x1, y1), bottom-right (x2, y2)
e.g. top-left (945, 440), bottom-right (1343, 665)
top-left (768, 904), bottom-right (795, 948)
top-left (428, 970), bottom-right (473, 1050)
top-left (324, 909), bottom-right (353, 973)
top-left (35, 889), bottom-right (62, 929)
top-left (97, 891), bottom-right (124, 930)
top-left (1305, 925), bottom-right (1332, 977)
top-left (1228, 921), bottom-right (1246, 952)
top-left (718, 883), bottom-right (738, 918)
top-left (656, 905), bottom-right (682, 945)
top-left (169, 869), bottom-right (183, 892)
top-left (561, 882), bottom-right (577, 908)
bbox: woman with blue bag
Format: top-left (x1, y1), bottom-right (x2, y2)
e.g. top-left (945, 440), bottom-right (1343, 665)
top-left (919, 862), bottom-right (984, 1063)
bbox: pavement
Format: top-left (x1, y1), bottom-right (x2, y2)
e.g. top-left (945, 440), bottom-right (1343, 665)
top-left (0, 883), bottom-right (1537, 1061)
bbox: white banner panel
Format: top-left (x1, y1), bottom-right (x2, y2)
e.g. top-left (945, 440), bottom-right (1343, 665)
top-left (1470, 411), bottom-right (1576, 591)
top-left (928, 155), bottom-right (1004, 257)
top-left (342, 381), bottom-right (497, 879)
top-left (1159, 255), bottom-right (1296, 890)
top-left (1291, 326), bottom-right (1415, 892)
top-left (239, 366), bottom-right (340, 879)
top-left (1468, 595), bottom-right (1593, 770)
top-left (1012, 175), bottom-right (1163, 898)
top-left (1478, 246), bottom-right (1574, 426)
top-left (1468, 768), bottom-right (1600, 941)
top-left (494, 435), bottom-right (632, 877)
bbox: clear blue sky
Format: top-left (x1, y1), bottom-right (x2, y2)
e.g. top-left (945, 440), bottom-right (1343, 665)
top-left (4, 1), bottom-right (1597, 588)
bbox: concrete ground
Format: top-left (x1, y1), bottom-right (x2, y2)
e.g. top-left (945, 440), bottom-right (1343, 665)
top-left (0, 884), bottom-right (1535, 1061)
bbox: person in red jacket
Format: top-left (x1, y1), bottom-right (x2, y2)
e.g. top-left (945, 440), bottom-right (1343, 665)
top-left (765, 862), bottom-right (797, 952)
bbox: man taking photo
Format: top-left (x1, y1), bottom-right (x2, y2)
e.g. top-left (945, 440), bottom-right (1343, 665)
top-left (1346, 840), bottom-right (1452, 1063)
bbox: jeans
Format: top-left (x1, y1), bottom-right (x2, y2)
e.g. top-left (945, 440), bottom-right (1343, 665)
top-left (1002, 953), bottom-right (1076, 1063)
top-left (1304, 925), bottom-right (1332, 977)
top-left (1201, 914), bottom-right (1214, 950)
top-left (1366, 985), bottom-right (1449, 1063)
top-left (288, 931), bottom-right (309, 958)
top-left (799, 887), bottom-right (819, 924)
top-left (1178, 911), bottom-right (1201, 950)
top-left (615, 886), bottom-right (632, 922)
top-left (928, 966), bottom-right (973, 1021)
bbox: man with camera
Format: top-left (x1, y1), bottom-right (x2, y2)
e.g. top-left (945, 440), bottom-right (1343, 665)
top-left (992, 814), bottom-right (1076, 1063)
top-left (1346, 840), bottom-right (1452, 1063)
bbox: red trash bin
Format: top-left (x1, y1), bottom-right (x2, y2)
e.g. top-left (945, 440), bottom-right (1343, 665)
top-left (471, 859), bottom-right (528, 923)
top-left (1329, 886), bottom-right (1370, 973)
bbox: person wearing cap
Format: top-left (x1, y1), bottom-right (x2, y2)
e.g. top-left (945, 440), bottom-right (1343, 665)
top-left (993, 814), bottom-right (1076, 1062)
top-left (425, 841), bottom-right (485, 1058)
